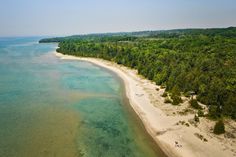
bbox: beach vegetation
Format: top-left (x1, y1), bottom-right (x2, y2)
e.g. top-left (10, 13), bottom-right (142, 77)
top-left (171, 94), bottom-right (182, 105)
top-left (190, 99), bottom-right (202, 110)
top-left (194, 115), bottom-right (200, 123)
top-left (161, 92), bottom-right (168, 97)
top-left (213, 120), bottom-right (225, 135)
top-left (164, 98), bottom-right (172, 104)
top-left (41, 27), bottom-right (236, 120)
top-left (198, 110), bottom-right (204, 117)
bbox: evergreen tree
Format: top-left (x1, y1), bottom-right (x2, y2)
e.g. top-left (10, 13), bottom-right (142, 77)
top-left (213, 120), bottom-right (225, 135)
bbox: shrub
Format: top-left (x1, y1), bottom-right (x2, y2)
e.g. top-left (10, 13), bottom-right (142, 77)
top-left (194, 115), bottom-right (200, 122)
top-left (213, 120), bottom-right (225, 135)
top-left (189, 99), bottom-right (202, 110)
top-left (160, 85), bottom-right (166, 89)
top-left (198, 110), bottom-right (204, 117)
top-left (171, 85), bottom-right (181, 96)
top-left (208, 105), bottom-right (221, 119)
top-left (164, 98), bottom-right (172, 104)
top-left (171, 94), bottom-right (182, 105)
top-left (185, 123), bottom-right (190, 127)
top-left (161, 92), bottom-right (168, 97)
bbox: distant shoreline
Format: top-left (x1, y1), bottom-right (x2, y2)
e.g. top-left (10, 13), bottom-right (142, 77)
top-left (54, 51), bottom-right (235, 157)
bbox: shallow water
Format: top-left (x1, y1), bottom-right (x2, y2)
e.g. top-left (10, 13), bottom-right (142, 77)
top-left (0, 37), bottom-right (165, 157)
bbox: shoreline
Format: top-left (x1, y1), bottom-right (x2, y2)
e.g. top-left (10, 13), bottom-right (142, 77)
top-left (54, 52), bottom-right (236, 157)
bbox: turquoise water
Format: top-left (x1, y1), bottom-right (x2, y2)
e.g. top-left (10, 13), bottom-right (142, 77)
top-left (0, 37), bottom-right (165, 157)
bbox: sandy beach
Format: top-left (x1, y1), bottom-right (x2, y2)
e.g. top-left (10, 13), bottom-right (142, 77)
top-left (55, 52), bottom-right (236, 157)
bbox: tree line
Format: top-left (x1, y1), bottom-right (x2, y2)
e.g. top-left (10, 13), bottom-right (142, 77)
top-left (41, 27), bottom-right (236, 120)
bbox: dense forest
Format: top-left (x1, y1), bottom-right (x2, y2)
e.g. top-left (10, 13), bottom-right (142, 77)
top-left (40, 27), bottom-right (236, 119)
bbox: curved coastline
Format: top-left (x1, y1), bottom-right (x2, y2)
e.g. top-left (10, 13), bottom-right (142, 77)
top-left (54, 52), bottom-right (235, 157)
top-left (54, 52), bottom-right (175, 157)
top-left (73, 54), bottom-right (168, 157)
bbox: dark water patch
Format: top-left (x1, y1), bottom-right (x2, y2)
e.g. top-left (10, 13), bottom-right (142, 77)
top-left (72, 96), bottom-right (160, 157)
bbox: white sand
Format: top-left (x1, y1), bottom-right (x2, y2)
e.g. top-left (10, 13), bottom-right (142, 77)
top-left (55, 52), bottom-right (236, 157)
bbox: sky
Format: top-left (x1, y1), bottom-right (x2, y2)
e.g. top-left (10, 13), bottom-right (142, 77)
top-left (0, 0), bottom-right (236, 37)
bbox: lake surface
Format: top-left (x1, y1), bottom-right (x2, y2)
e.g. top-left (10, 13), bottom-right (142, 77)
top-left (0, 37), bottom-right (165, 157)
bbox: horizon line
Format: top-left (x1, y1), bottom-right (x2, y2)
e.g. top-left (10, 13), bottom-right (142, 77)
top-left (0, 26), bottom-right (235, 38)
